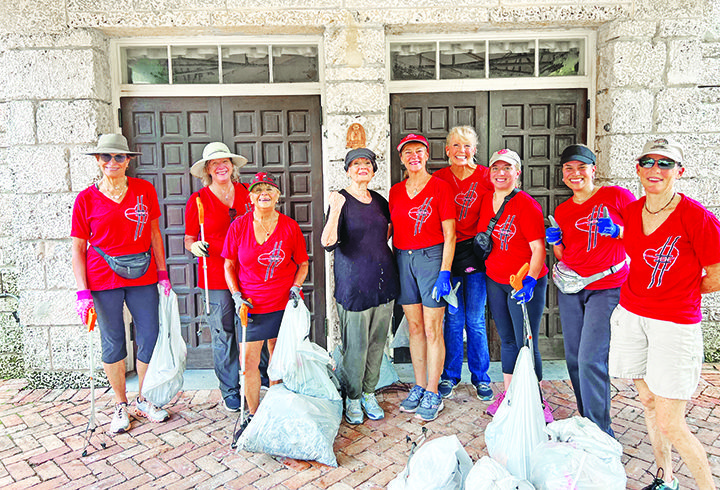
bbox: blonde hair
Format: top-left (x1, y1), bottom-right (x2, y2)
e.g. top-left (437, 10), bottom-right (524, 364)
top-left (200, 160), bottom-right (242, 187)
top-left (446, 126), bottom-right (478, 148)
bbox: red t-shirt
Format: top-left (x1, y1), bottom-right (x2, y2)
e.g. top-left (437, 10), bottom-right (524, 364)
top-left (620, 194), bottom-right (720, 324)
top-left (389, 176), bottom-right (456, 250)
top-left (477, 190), bottom-right (549, 284)
top-left (433, 166), bottom-right (493, 241)
top-left (71, 177), bottom-right (161, 291)
top-left (185, 183), bottom-right (252, 289)
top-left (554, 186), bottom-right (636, 290)
top-left (222, 212), bottom-right (309, 314)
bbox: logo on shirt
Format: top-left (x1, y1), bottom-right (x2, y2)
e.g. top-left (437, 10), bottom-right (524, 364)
top-left (125, 195), bottom-right (149, 241)
top-left (575, 205), bottom-right (603, 252)
top-left (258, 240), bottom-right (285, 281)
top-left (455, 183), bottom-right (478, 221)
top-left (643, 236), bottom-right (680, 288)
top-left (409, 197), bottom-right (433, 236)
top-left (492, 215), bottom-right (517, 251)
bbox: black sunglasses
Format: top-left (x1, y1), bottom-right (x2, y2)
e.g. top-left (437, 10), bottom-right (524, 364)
top-left (229, 208), bottom-right (237, 221)
top-left (638, 157), bottom-right (679, 169)
top-left (99, 154), bottom-right (129, 164)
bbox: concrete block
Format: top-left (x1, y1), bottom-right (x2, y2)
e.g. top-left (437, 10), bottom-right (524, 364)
top-left (656, 87), bottom-right (720, 133)
top-left (226, 0), bottom-right (339, 7)
top-left (701, 320), bottom-right (720, 362)
top-left (595, 134), bottom-right (649, 180)
top-left (489, 4), bottom-right (628, 25)
top-left (68, 0), bottom-right (136, 11)
top-left (16, 244), bottom-right (46, 291)
top-left (634, 0), bottom-right (703, 20)
top-left (8, 146), bottom-right (70, 194)
top-left (0, 28), bottom-right (108, 50)
top-left (12, 193), bottom-right (76, 241)
top-left (0, 0), bottom-right (66, 35)
top-left (324, 24), bottom-right (385, 68)
top-left (659, 19), bottom-right (707, 38)
top-left (23, 326), bottom-right (51, 370)
top-left (0, 101), bottom-right (35, 147)
top-left (598, 20), bottom-right (657, 44)
top-left (324, 65), bottom-right (385, 82)
top-left (674, 178), bottom-right (720, 207)
top-left (0, 194), bottom-right (14, 235)
top-left (595, 89), bottom-right (654, 135)
top-left (19, 290), bottom-right (76, 327)
top-left (667, 39), bottom-right (702, 85)
top-left (597, 40), bottom-right (666, 89)
top-left (37, 100), bottom-right (112, 145)
top-left (43, 241), bottom-right (76, 290)
top-left (49, 325), bottom-right (92, 370)
top-left (0, 159), bottom-right (15, 193)
top-left (324, 114), bottom-right (389, 162)
top-left (325, 81), bottom-right (386, 114)
top-left (0, 312), bottom-right (22, 354)
top-left (69, 146), bottom-right (103, 192)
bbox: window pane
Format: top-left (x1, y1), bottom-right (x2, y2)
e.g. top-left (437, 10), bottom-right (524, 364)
top-left (539, 39), bottom-right (584, 76)
top-left (123, 47), bottom-right (169, 84)
top-left (273, 45), bottom-right (318, 83)
top-left (222, 46), bottom-right (269, 83)
top-left (171, 46), bottom-right (219, 84)
top-left (440, 42), bottom-right (485, 79)
top-left (489, 41), bottom-right (535, 78)
top-left (390, 43), bottom-right (435, 80)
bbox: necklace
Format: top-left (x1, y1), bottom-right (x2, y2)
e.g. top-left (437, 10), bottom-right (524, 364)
top-left (101, 177), bottom-right (127, 200)
top-left (255, 215), bottom-right (277, 237)
top-left (406, 176), bottom-right (430, 198)
top-left (644, 192), bottom-right (676, 215)
top-left (212, 183), bottom-right (234, 205)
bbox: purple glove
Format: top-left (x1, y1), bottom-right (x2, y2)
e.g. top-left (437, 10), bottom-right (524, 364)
top-left (597, 206), bottom-right (620, 238)
top-left (511, 276), bottom-right (537, 304)
top-left (76, 289), bottom-right (94, 323)
top-left (158, 270), bottom-right (171, 296)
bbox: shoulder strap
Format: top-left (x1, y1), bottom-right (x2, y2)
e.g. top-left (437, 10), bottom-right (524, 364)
top-left (485, 188), bottom-right (519, 234)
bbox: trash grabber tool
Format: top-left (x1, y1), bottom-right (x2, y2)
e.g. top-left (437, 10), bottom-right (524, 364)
top-left (510, 263), bottom-right (534, 361)
top-left (548, 215), bottom-right (559, 229)
top-left (196, 197), bottom-right (210, 315)
top-left (81, 307), bottom-right (106, 457)
top-left (231, 298), bottom-right (252, 449)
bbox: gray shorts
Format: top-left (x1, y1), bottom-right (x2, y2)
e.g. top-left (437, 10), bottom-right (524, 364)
top-left (609, 305), bottom-right (703, 400)
top-left (395, 243), bottom-right (444, 308)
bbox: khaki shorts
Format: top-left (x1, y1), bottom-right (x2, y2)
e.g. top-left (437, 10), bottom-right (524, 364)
top-left (608, 305), bottom-right (703, 400)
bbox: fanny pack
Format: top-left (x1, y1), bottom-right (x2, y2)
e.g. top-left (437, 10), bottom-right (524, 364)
top-left (452, 238), bottom-right (485, 276)
top-left (93, 246), bottom-right (152, 280)
top-left (552, 259), bottom-right (626, 294)
top-left (473, 189), bottom-right (518, 261)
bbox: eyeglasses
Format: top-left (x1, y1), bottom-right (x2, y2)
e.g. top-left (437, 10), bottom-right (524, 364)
top-left (638, 157), bottom-right (679, 169)
top-left (99, 154), bottom-right (129, 164)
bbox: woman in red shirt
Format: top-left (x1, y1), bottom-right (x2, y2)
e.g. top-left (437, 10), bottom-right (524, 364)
top-left (609, 139), bottom-right (720, 490)
top-left (71, 133), bottom-right (171, 434)
top-left (389, 133), bottom-right (456, 422)
top-left (222, 172), bottom-right (309, 430)
top-left (546, 144), bottom-right (635, 437)
top-left (184, 142), bottom-right (251, 413)
top-left (478, 149), bottom-right (552, 422)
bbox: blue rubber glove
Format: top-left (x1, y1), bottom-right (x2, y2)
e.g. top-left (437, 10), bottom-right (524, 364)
top-left (431, 271), bottom-right (452, 302)
top-left (597, 206), bottom-right (620, 238)
top-left (545, 227), bottom-right (563, 246)
top-left (290, 285), bottom-right (302, 307)
top-left (511, 276), bottom-right (537, 304)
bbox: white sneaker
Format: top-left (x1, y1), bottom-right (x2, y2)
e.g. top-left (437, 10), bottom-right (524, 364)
top-left (134, 398), bottom-right (169, 423)
top-left (110, 402), bottom-right (130, 433)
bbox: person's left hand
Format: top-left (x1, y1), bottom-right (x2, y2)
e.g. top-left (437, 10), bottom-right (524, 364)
top-left (290, 285), bottom-right (302, 307)
top-left (511, 276), bottom-right (537, 304)
top-left (158, 270), bottom-right (172, 296)
top-left (597, 206), bottom-right (620, 238)
top-left (431, 271), bottom-right (452, 302)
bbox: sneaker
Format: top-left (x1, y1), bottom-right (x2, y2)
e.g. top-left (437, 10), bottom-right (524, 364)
top-left (361, 393), bottom-right (384, 420)
top-left (476, 382), bottom-right (494, 401)
top-left (345, 398), bottom-right (363, 424)
top-left (438, 379), bottom-right (456, 399)
top-left (110, 402), bottom-right (130, 434)
top-left (486, 390), bottom-right (506, 416)
top-left (134, 397), bottom-right (170, 423)
top-left (223, 394), bottom-right (241, 412)
top-left (542, 398), bottom-right (554, 423)
top-left (415, 391), bottom-right (444, 421)
top-left (642, 469), bottom-right (679, 490)
top-left (399, 385), bottom-right (425, 413)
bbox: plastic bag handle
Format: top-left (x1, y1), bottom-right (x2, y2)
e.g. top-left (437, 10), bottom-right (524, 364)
top-left (510, 263), bottom-right (529, 292)
top-left (86, 307), bottom-right (97, 332)
top-left (196, 197), bottom-right (205, 226)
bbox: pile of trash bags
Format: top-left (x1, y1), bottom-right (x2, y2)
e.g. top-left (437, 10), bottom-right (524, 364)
top-left (236, 300), bottom-right (343, 467)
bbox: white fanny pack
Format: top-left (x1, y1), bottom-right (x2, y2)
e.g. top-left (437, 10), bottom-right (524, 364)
top-left (552, 259), bottom-right (626, 294)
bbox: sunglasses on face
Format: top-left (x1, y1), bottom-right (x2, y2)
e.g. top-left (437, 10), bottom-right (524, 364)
top-left (99, 154), bottom-right (129, 164)
top-left (638, 157), bottom-right (679, 169)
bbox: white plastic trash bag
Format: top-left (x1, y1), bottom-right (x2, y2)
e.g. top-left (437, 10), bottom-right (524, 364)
top-left (237, 384), bottom-right (342, 467)
top-left (142, 287), bottom-right (187, 407)
top-left (485, 347), bottom-right (547, 480)
top-left (464, 456), bottom-right (535, 490)
top-left (332, 347), bottom-right (400, 391)
top-left (388, 435), bottom-right (473, 490)
top-left (267, 300), bottom-right (309, 382)
top-left (390, 315), bottom-right (410, 349)
top-left (529, 417), bottom-right (626, 490)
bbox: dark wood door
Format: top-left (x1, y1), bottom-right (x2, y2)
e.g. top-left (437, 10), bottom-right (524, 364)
top-left (121, 95), bottom-right (325, 368)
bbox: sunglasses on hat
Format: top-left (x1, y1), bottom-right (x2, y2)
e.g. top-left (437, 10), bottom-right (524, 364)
top-left (638, 157), bottom-right (679, 169)
top-left (99, 154), bottom-right (129, 164)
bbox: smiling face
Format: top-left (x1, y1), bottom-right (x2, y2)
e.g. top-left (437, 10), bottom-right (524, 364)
top-left (562, 160), bottom-right (595, 194)
top-left (96, 153), bottom-right (130, 179)
top-left (206, 158), bottom-right (233, 185)
top-left (636, 152), bottom-right (684, 195)
top-left (489, 159), bottom-right (520, 191)
top-left (250, 183), bottom-right (280, 210)
top-left (347, 157), bottom-right (375, 184)
top-left (445, 136), bottom-right (476, 168)
top-left (399, 142), bottom-right (429, 174)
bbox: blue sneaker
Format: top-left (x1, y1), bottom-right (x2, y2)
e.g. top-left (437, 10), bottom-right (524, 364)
top-left (415, 390), bottom-right (444, 421)
top-left (438, 379), bottom-right (456, 399)
top-left (223, 394), bottom-right (241, 412)
top-left (361, 393), bottom-right (384, 420)
top-left (476, 383), bottom-right (494, 401)
top-left (642, 469), bottom-right (679, 490)
top-left (399, 385), bottom-right (425, 413)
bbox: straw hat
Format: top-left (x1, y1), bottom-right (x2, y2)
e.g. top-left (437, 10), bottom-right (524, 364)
top-left (190, 142), bottom-right (248, 178)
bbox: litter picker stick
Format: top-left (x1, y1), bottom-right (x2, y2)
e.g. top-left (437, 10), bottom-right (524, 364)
top-left (81, 307), bottom-right (106, 457)
top-left (231, 298), bottom-right (252, 450)
top-left (510, 263), bottom-right (534, 361)
top-left (196, 197), bottom-right (210, 315)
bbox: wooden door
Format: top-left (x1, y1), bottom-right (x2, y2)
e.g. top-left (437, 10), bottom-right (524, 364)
top-left (121, 95), bottom-right (325, 368)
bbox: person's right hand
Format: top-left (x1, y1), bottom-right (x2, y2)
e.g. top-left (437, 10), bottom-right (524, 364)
top-left (232, 292), bottom-right (253, 316)
top-left (328, 191), bottom-right (346, 213)
top-left (545, 226), bottom-right (562, 246)
top-left (190, 241), bottom-right (209, 258)
top-left (76, 290), bottom-right (94, 324)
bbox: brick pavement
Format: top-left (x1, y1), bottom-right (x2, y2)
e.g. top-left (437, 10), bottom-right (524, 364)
top-left (0, 364), bottom-right (718, 489)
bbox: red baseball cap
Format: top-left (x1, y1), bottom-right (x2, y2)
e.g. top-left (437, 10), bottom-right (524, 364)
top-left (248, 172), bottom-right (280, 192)
top-left (397, 133), bottom-right (429, 153)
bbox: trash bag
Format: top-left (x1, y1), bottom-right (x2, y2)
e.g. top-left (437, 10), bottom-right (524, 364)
top-left (485, 347), bottom-right (547, 480)
top-left (267, 300), bottom-right (309, 382)
top-left (237, 384), bottom-right (342, 467)
top-left (388, 435), bottom-right (473, 490)
top-left (464, 456), bottom-right (535, 490)
top-left (332, 347), bottom-right (400, 392)
top-left (142, 286), bottom-right (187, 407)
top-left (529, 417), bottom-right (626, 490)
top-left (390, 315), bottom-right (410, 349)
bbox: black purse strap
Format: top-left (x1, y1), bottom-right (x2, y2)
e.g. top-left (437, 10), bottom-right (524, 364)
top-left (485, 188), bottom-right (519, 234)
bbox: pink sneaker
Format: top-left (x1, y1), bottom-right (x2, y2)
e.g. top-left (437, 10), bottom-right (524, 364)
top-left (542, 399), bottom-right (554, 423)
top-left (486, 390), bottom-right (506, 416)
